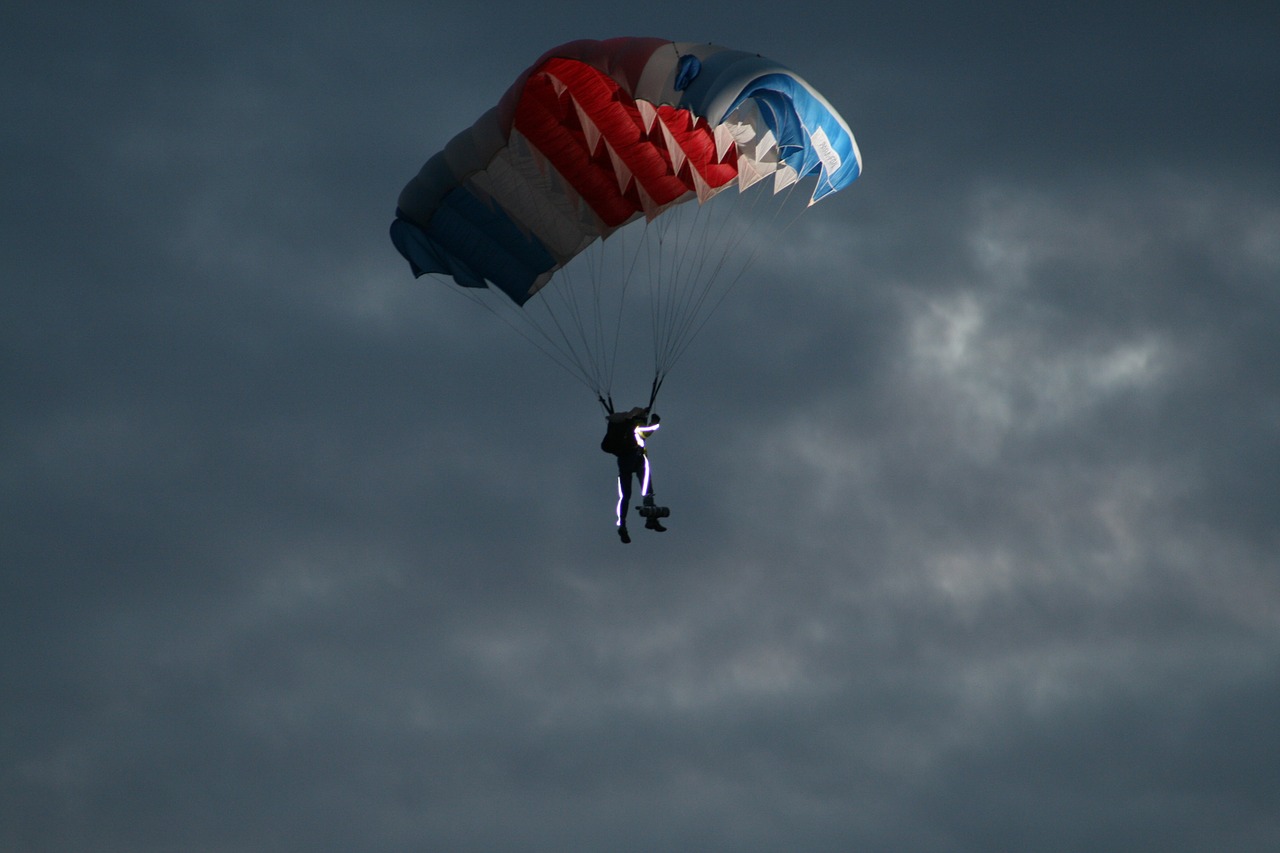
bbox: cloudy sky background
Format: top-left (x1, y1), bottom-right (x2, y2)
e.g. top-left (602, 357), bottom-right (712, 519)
top-left (4, 1), bottom-right (1278, 850)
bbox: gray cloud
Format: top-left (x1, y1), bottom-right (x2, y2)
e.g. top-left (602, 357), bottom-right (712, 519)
top-left (4, 2), bottom-right (1278, 851)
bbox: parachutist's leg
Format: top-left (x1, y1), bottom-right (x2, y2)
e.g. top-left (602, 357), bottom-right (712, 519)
top-left (638, 454), bottom-right (666, 532)
top-left (616, 467), bottom-right (633, 528)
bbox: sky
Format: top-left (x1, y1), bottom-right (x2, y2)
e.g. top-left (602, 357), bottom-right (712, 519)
top-left (3, 1), bottom-right (1279, 850)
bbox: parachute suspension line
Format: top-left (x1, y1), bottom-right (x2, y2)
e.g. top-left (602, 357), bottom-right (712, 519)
top-left (665, 200), bottom-right (722, 357)
top-left (433, 177), bottom-right (818, 411)
top-left (603, 220), bottom-right (651, 401)
top-left (647, 213), bottom-right (677, 384)
top-left (646, 210), bottom-right (689, 396)
top-left (536, 258), bottom-right (622, 401)
top-left (646, 199), bottom-right (725, 389)
top-left (647, 373), bottom-right (664, 411)
top-left (484, 215), bottom-right (655, 406)
top-left (655, 180), bottom-right (811, 381)
top-left (642, 187), bottom-right (749, 386)
top-left (659, 191), bottom-right (750, 367)
top-left (568, 250), bottom-right (618, 392)
top-left (645, 198), bottom-right (713, 393)
top-left (660, 180), bottom-right (808, 373)
top-left (438, 276), bottom-right (605, 399)
top-left (588, 228), bottom-right (613, 395)
top-left (538, 265), bottom-right (606, 396)
top-left (577, 227), bottom-right (611, 394)
top-left (517, 219), bottom-right (643, 403)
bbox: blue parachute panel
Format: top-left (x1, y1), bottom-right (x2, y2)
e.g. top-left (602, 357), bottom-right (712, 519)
top-left (727, 73), bottom-right (860, 202)
top-left (390, 186), bottom-right (556, 305)
top-left (676, 50), bottom-right (860, 204)
top-left (732, 71), bottom-right (860, 199)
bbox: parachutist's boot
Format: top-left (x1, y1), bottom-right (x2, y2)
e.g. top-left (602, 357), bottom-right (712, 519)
top-left (645, 517), bottom-right (667, 532)
top-left (618, 526), bottom-right (631, 544)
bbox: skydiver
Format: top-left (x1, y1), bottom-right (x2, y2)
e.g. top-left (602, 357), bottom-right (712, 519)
top-left (602, 406), bottom-right (666, 543)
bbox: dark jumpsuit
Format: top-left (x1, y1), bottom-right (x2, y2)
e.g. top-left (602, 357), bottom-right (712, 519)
top-left (614, 418), bottom-right (657, 528)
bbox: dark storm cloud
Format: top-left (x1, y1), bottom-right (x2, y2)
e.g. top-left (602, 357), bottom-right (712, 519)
top-left (4, 1), bottom-right (1279, 850)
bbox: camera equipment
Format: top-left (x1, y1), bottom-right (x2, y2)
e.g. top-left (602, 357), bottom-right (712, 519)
top-left (638, 495), bottom-right (670, 518)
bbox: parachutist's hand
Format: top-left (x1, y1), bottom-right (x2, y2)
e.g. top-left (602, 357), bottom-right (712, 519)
top-left (650, 413), bottom-right (661, 425)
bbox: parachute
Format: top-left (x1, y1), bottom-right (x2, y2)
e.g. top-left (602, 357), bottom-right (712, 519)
top-left (391, 37), bottom-right (861, 410)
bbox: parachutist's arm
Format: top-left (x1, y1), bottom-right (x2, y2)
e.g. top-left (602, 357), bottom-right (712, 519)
top-left (634, 421), bottom-right (660, 447)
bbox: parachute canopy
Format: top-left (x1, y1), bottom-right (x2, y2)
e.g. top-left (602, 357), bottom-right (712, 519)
top-left (390, 37), bottom-right (861, 308)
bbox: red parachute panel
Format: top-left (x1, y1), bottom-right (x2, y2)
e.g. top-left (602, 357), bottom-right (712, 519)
top-left (513, 57), bottom-right (738, 228)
